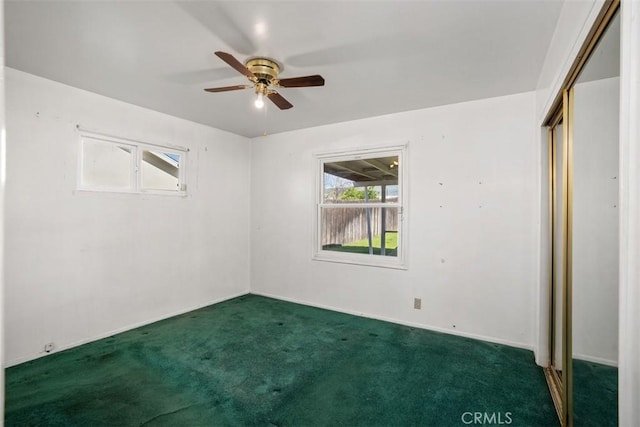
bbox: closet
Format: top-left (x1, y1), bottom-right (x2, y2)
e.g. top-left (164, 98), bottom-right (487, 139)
top-left (543, 2), bottom-right (620, 425)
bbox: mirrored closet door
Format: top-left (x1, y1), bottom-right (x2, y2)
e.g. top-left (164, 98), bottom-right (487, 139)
top-left (571, 9), bottom-right (620, 426)
top-left (543, 2), bottom-right (620, 426)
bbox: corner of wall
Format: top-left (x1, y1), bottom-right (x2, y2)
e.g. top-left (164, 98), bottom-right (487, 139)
top-left (0, 0), bottom-right (6, 419)
top-left (535, 0), bottom-right (606, 123)
top-left (618, 1), bottom-right (640, 424)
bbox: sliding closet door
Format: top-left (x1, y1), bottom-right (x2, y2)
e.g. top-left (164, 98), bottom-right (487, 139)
top-left (571, 10), bottom-right (620, 426)
top-left (543, 3), bottom-right (620, 426)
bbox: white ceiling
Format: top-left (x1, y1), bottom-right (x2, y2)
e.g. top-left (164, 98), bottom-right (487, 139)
top-left (5, 0), bottom-right (563, 138)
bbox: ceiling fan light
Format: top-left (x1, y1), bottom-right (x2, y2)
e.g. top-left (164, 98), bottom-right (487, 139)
top-left (254, 92), bottom-right (264, 109)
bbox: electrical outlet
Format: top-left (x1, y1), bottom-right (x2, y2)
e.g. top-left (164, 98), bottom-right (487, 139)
top-left (44, 342), bottom-right (55, 353)
top-left (414, 298), bottom-right (422, 310)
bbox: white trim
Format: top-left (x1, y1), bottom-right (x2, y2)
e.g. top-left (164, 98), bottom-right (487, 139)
top-left (320, 202), bottom-right (401, 209)
top-left (312, 251), bottom-right (409, 270)
top-left (0, 0), bottom-right (6, 419)
top-left (535, 127), bottom-right (550, 368)
top-left (135, 142), bottom-right (142, 191)
top-left (76, 127), bottom-right (189, 153)
top-left (618, 1), bottom-right (640, 425)
top-left (74, 188), bottom-right (188, 199)
top-left (5, 290), bottom-right (250, 367)
top-left (313, 142), bottom-right (409, 269)
top-left (251, 291), bottom-right (533, 351)
top-left (313, 141), bottom-right (408, 161)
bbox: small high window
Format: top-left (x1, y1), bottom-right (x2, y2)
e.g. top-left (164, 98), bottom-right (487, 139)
top-left (79, 133), bottom-right (186, 195)
top-left (315, 144), bottom-right (407, 269)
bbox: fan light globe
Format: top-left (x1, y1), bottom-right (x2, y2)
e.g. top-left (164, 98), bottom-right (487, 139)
top-left (254, 92), bottom-right (264, 109)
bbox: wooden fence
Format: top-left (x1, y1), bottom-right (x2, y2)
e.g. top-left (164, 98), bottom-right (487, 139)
top-left (321, 206), bottom-right (399, 247)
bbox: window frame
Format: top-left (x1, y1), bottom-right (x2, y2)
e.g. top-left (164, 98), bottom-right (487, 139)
top-left (77, 131), bottom-right (187, 196)
top-left (313, 143), bottom-right (408, 269)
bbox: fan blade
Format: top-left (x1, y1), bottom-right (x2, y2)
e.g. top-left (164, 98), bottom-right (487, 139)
top-left (204, 85), bottom-right (251, 93)
top-left (277, 75), bottom-right (325, 88)
top-left (214, 51), bottom-right (255, 79)
top-left (267, 92), bottom-right (293, 110)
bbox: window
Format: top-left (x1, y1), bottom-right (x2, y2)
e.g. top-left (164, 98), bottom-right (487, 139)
top-left (79, 132), bottom-right (186, 195)
top-left (315, 144), bottom-right (407, 268)
top-left (80, 137), bottom-right (134, 190)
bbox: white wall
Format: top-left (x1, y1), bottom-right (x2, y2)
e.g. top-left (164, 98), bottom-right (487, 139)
top-left (4, 68), bottom-right (251, 365)
top-left (250, 92), bottom-right (539, 349)
top-left (572, 77), bottom-right (619, 365)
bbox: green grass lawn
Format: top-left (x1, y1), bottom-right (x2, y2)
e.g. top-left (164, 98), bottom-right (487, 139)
top-left (325, 232), bottom-right (398, 256)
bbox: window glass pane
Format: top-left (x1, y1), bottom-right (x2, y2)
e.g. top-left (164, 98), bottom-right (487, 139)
top-left (81, 138), bottom-right (133, 189)
top-left (321, 206), bottom-right (399, 257)
top-left (323, 155), bottom-right (399, 203)
top-left (385, 185), bottom-right (399, 201)
top-left (142, 150), bottom-right (180, 191)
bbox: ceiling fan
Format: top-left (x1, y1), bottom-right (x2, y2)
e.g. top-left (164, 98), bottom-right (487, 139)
top-left (204, 51), bottom-right (325, 110)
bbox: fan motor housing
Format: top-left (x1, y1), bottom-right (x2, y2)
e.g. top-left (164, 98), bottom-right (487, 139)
top-left (246, 58), bottom-right (280, 82)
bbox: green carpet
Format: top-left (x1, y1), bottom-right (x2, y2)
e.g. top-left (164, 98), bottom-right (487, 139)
top-left (573, 359), bottom-right (618, 427)
top-left (6, 295), bottom-right (558, 426)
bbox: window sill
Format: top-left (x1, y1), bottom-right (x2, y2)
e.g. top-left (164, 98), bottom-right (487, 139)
top-left (75, 188), bottom-right (187, 198)
top-left (313, 252), bottom-right (408, 270)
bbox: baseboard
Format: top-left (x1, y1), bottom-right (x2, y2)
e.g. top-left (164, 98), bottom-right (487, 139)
top-left (6, 290), bottom-right (251, 367)
top-left (250, 291), bottom-right (533, 351)
top-left (573, 353), bottom-right (618, 367)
